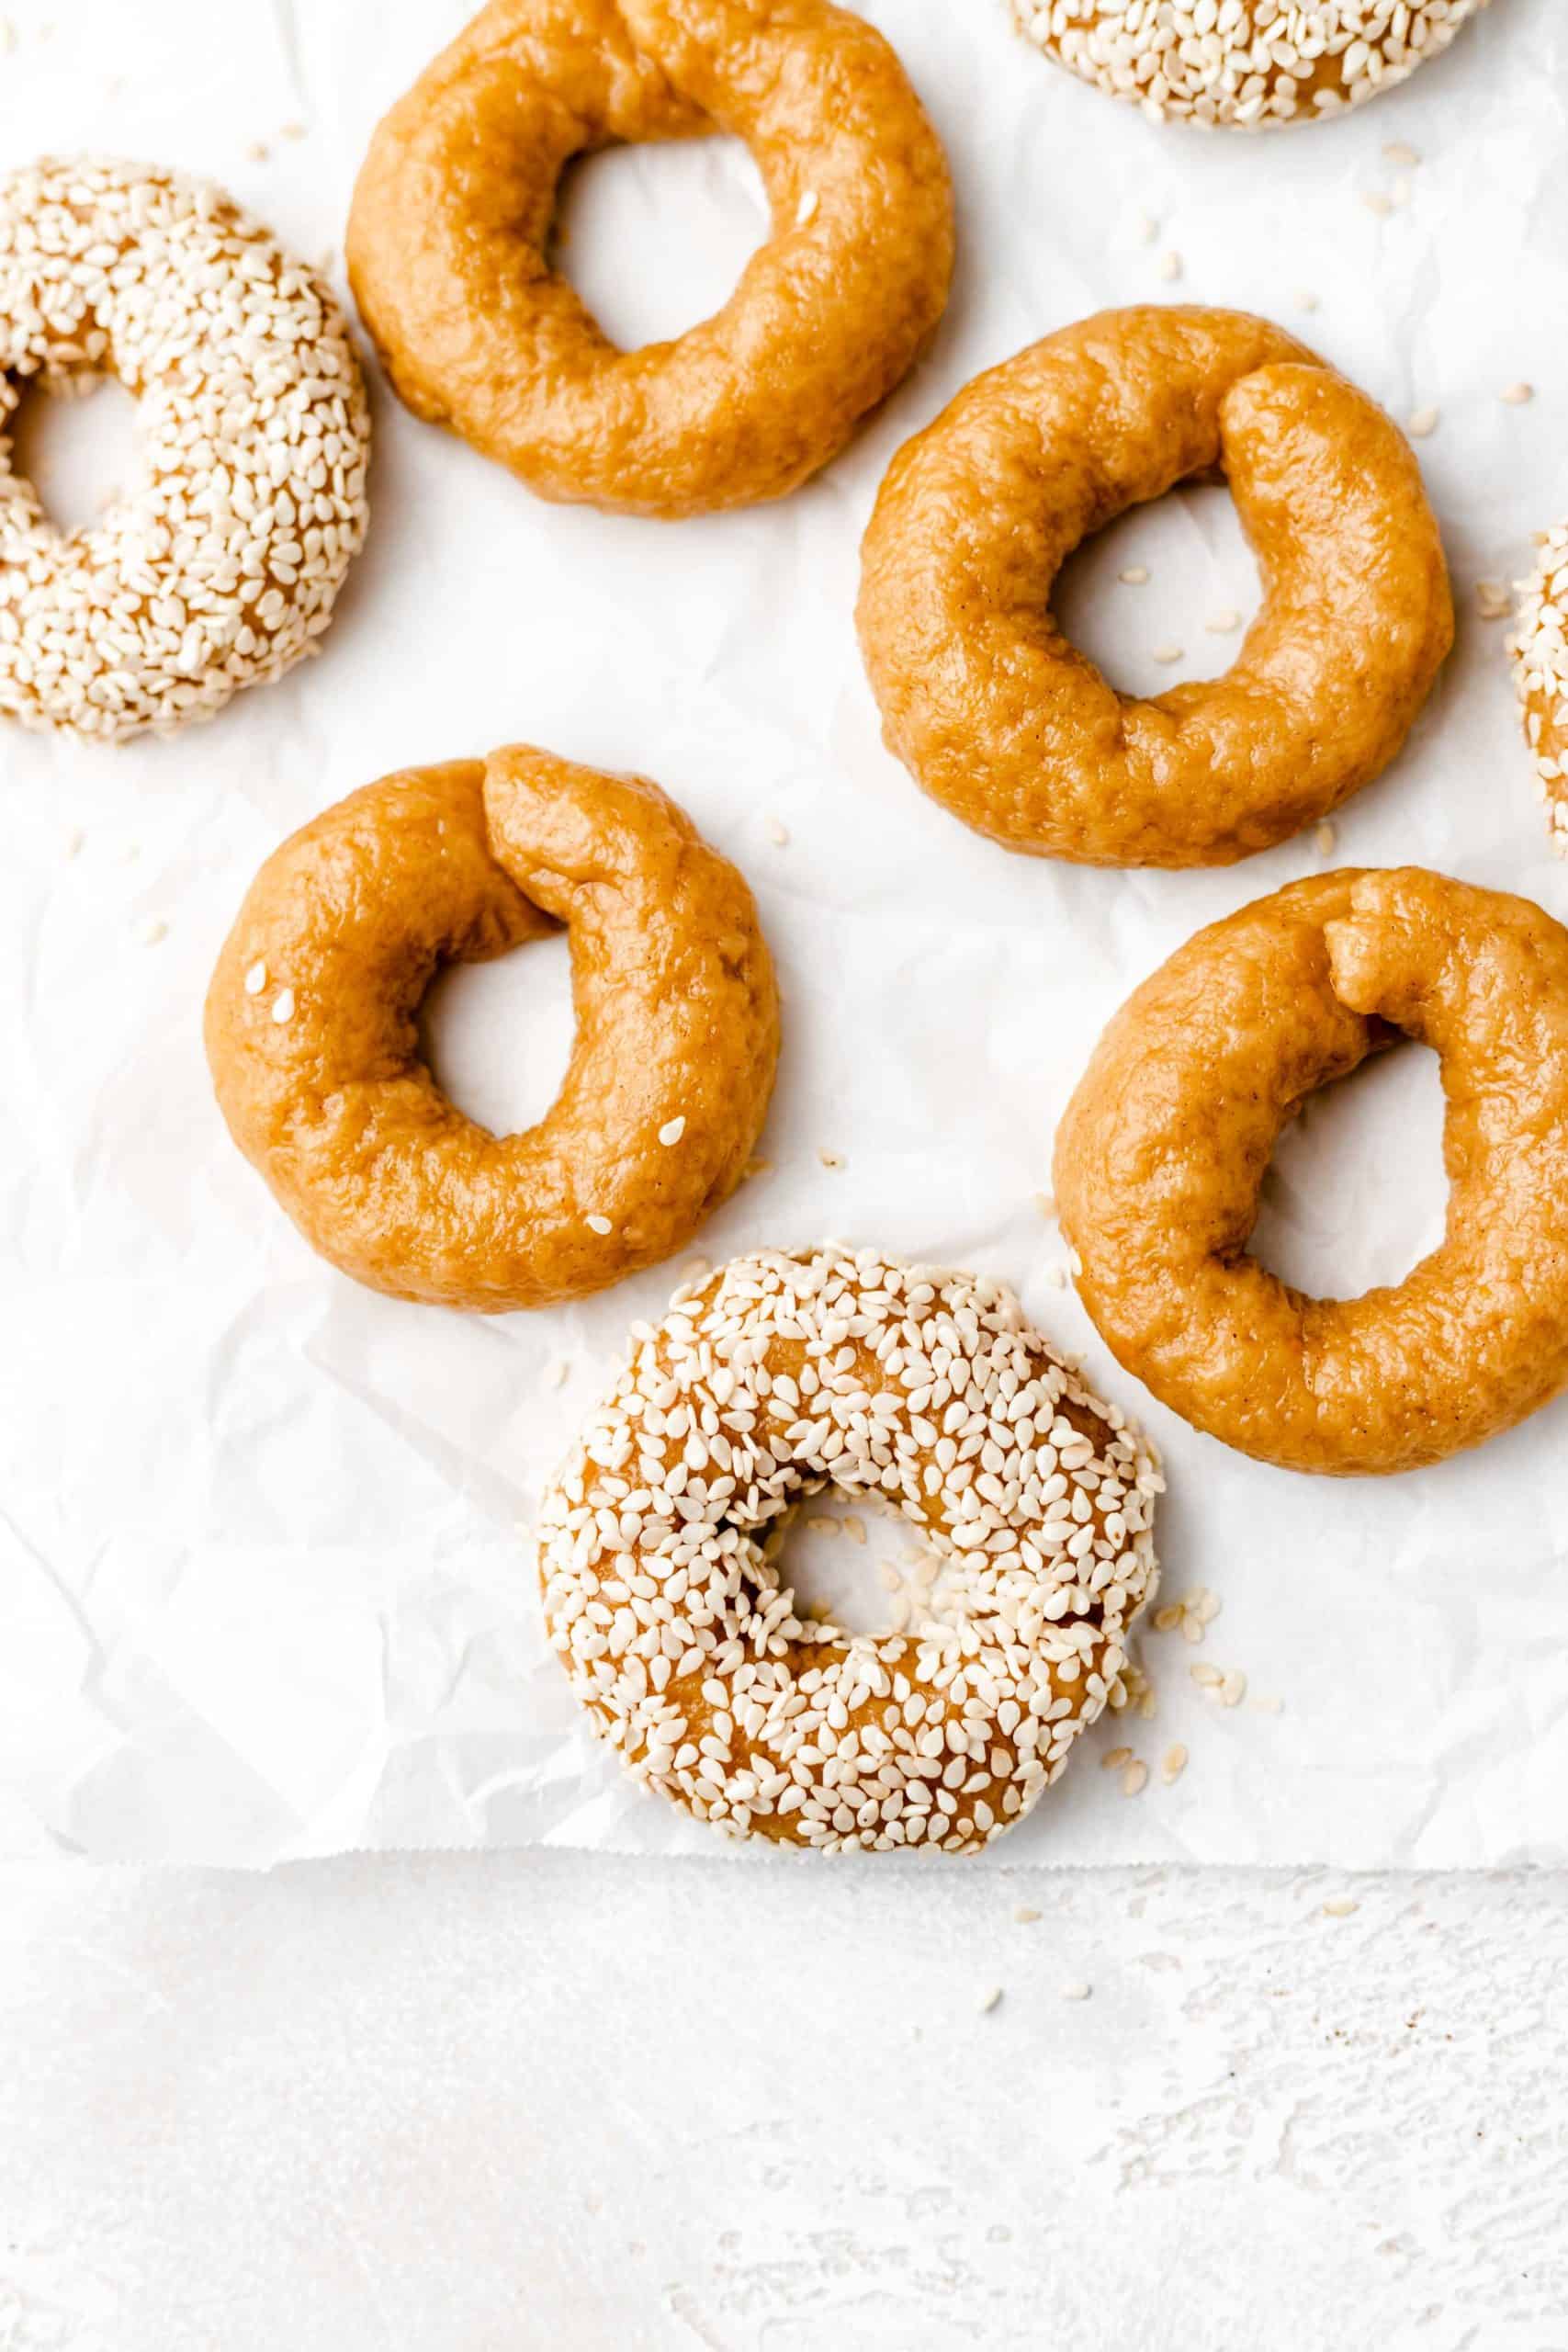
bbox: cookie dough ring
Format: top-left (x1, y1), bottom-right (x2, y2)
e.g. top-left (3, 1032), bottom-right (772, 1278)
top-left (346, 0), bottom-right (954, 517)
top-left (0, 155), bottom-right (369, 743)
top-left (538, 1247), bottom-right (1160, 1851)
top-left (1010, 2), bottom-right (1495, 132)
top-left (857, 307), bottom-right (1453, 868)
top-left (1510, 523), bottom-right (1568, 858)
top-left (1055, 868), bottom-right (1568, 1476)
top-left (205, 747), bottom-right (779, 1309)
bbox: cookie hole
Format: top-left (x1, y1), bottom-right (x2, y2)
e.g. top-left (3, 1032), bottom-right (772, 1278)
top-left (419, 931), bottom-right (574, 1140)
top-left (1250, 1042), bottom-right (1448, 1297)
top-left (1052, 482), bottom-right (1262, 699)
top-left (552, 136), bottom-right (768, 351)
top-left (7, 373), bottom-right (141, 535)
top-left (776, 1492), bottom-right (946, 1640)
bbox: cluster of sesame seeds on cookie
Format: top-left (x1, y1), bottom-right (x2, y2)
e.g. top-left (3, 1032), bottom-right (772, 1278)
top-left (1013, 1), bottom-right (1489, 130)
top-left (536, 1246), bottom-right (1161, 1854)
top-left (1510, 525), bottom-right (1568, 859)
top-left (0, 155), bottom-right (370, 742)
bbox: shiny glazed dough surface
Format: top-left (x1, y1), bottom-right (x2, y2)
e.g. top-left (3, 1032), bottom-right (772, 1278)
top-left (204, 747), bottom-right (780, 1310)
top-left (1054, 867), bottom-right (1568, 1476)
top-left (857, 306), bottom-right (1453, 868)
top-left (345, 0), bottom-right (954, 516)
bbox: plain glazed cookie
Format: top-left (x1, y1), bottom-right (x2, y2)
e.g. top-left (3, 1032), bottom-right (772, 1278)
top-left (1055, 868), bottom-right (1568, 1476)
top-left (1011, 0), bottom-right (1495, 130)
top-left (205, 746), bottom-right (779, 1310)
top-left (538, 1245), bottom-right (1161, 1851)
top-left (857, 306), bottom-right (1452, 869)
top-left (0, 155), bottom-right (369, 742)
top-left (346, 0), bottom-right (954, 517)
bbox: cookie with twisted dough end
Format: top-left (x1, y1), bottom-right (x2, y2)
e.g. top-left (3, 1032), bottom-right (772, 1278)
top-left (346, 0), bottom-right (953, 516)
top-left (857, 306), bottom-right (1452, 869)
top-left (205, 747), bottom-right (779, 1310)
top-left (538, 1245), bottom-right (1161, 1851)
top-left (1055, 868), bottom-right (1568, 1476)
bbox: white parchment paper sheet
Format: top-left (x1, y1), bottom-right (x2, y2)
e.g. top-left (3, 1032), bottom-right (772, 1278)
top-left (1, 0), bottom-right (1565, 1865)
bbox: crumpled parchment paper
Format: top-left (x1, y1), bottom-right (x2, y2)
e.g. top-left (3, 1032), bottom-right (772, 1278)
top-left (2, 0), bottom-right (1565, 1864)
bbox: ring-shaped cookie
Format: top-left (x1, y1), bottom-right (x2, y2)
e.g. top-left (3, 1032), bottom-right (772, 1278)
top-left (538, 1246), bottom-right (1160, 1851)
top-left (205, 746), bottom-right (779, 1309)
top-left (346, 0), bottom-right (954, 517)
top-left (857, 307), bottom-right (1453, 868)
top-left (0, 155), bottom-right (369, 743)
top-left (1511, 521), bottom-right (1568, 858)
top-left (1055, 868), bottom-right (1568, 1476)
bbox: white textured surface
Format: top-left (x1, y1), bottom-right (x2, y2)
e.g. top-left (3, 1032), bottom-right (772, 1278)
top-left (4, 0), bottom-right (1568, 1869)
top-left (2, 1853), bottom-right (1566, 2350)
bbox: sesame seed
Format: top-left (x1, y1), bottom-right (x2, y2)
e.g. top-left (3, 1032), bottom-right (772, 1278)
top-left (1501, 382), bottom-right (1535, 406)
top-left (659, 1116), bottom-right (687, 1148)
top-left (1043, 1262), bottom-right (1068, 1290)
top-left (1060, 1982), bottom-right (1092, 2002)
top-left (270, 988), bottom-right (295, 1023)
top-left (1121, 1759), bottom-right (1148, 1797)
top-left (741, 1157), bottom-right (772, 1182)
top-left (1014, 1905), bottom-right (1042, 1924)
top-left (1220, 1668), bottom-right (1247, 1708)
top-left (766, 817), bottom-right (789, 847)
top-left (1204, 610), bottom-right (1241, 634)
top-left (548, 1359), bottom-right (570, 1389)
top-left (1382, 142), bottom-right (1421, 168)
top-left (586, 1215), bottom-right (614, 1237)
top-left (0, 157), bottom-right (369, 744)
top-left (1407, 406), bottom-right (1439, 438)
top-left (62, 825), bottom-right (84, 859)
top-left (1152, 644), bottom-right (1184, 665)
top-left (245, 141), bottom-right (269, 164)
top-left (243, 959), bottom-right (268, 996)
top-left (1100, 1745), bottom-right (1133, 1771)
top-left (1322, 1896), bottom-right (1360, 1917)
top-left (1015, 4), bottom-right (1483, 130)
top-left (1157, 250), bottom-right (1182, 282)
top-left (1134, 210), bottom-right (1158, 245)
top-left (1294, 290), bottom-right (1320, 314)
top-left (1389, 175), bottom-right (1412, 208)
top-left (818, 1147), bottom-right (844, 1170)
top-left (280, 122), bottom-right (307, 141)
top-left (1361, 190), bottom-right (1393, 217)
top-left (977, 1985), bottom-right (1004, 2014)
top-left (1315, 821), bottom-right (1337, 856)
top-left (1161, 1743), bottom-right (1187, 1785)
top-left (795, 189), bottom-right (818, 227)
top-left (1118, 566), bottom-right (1150, 586)
top-left (139, 917), bottom-right (167, 946)
top-left (1475, 581), bottom-right (1511, 622)
top-left (1033, 1191), bottom-right (1056, 1220)
top-left (1190, 1662), bottom-right (1222, 1690)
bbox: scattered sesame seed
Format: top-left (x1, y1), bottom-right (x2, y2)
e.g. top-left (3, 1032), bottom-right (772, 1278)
top-left (1060, 1981), bottom-right (1092, 2002)
top-left (1014, 1905), bottom-right (1042, 1924)
top-left (1157, 250), bottom-right (1182, 282)
top-left (1161, 1743), bottom-right (1188, 1785)
top-left (818, 1147), bottom-right (844, 1170)
top-left (1043, 1261), bottom-right (1068, 1290)
top-left (1501, 382), bottom-right (1535, 407)
top-left (139, 916), bottom-right (167, 945)
top-left (1294, 289), bottom-right (1320, 314)
top-left (1220, 1668), bottom-right (1247, 1708)
top-left (1121, 1758), bottom-right (1148, 1797)
top-left (585, 1214), bottom-right (614, 1237)
top-left (280, 122), bottom-right (307, 141)
top-left (548, 1359), bottom-right (570, 1389)
top-left (1135, 210), bottom-right (1158, 244)
top-left (1389, 175), bottom-right (1412, 208)
top-left (1152, 1603), bottom-right (1183, 1634)
top-left (1382, 141), bottom-right (1421, 168)
top-left (741, 1157), bottom-right (773, 1182)
top-left (269, 988), bottom-right (295, 1024)
top-left (766, 816), bottom-right (789, 847)
top-left (1015, 4), bottom-right (1484, 130)
top-left (1152, 644), bottom-right (1184, 665)
top-left (795, 188), bottom-right (818, 227)
top-left (62, 825), bottom-right (83, 859)
top-left (1190, 1662), bottom-right (1223, 1690)
top-left (659, 1116), bottom-right (687, 1148)
top-left (978, 1985), bottom-right (1004, 2014)
top-left (1033, 1191), bottom-right (1056, 1221)
top-left (1101, 1744), bottom-right (1134, 1771)
top-left (1322, 1896), bottom-right (1360, 1918)
top-left (243, 959), bottom-right (268, 996)
top-left (1361, 190), bottom-right (1393, 217)
top-left (245, 141), bottom-right (270, 164)
top-left (0, 158), bottom-right (369, 743)
top-left (1407, 406), bottom-right (1439, 438)
top-left (1315, 821), bottom-right (1337, 856)
top-left (1475, 580), bottom-right (1511, 622)
top-left (1204, 609), bottom-right (1242, 634)
top-left (1118, 565), bottom-right (1150, 585)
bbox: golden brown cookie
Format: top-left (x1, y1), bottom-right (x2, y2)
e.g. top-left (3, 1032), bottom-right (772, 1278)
top-left (1055, 868), bottom-right (1568, 1476)
top-left (1010, 1), bottom-right (1495, 131)
top-left (538, 1245), bottom-right (1161, 1849)
top-left (857, 307), bottom-right (1453, 868)
top-left (205, 746), bottom-right (779, 1309)
top-left (346, 0), bottom-right (954, 517)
